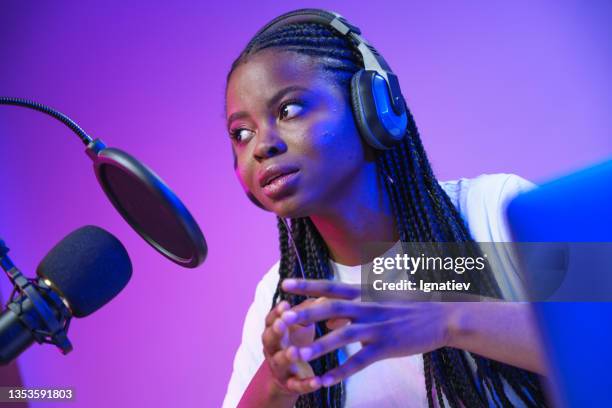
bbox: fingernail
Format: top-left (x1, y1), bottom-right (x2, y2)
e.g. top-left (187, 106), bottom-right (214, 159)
top-left (287, 346), bottom-right (298, 362)
top-left (282, 279), bottom-right (297, 290)
top-left (309, 377), bottom-right (321, 389)
top-left (273, 319), bottom-right (286, 334)
top-left (277, 301), bottom-right (290, 312)
top-left (299, 347), bottom-right (312, 361)
top-left (322, 375), bottom-right (335, 387)
top-left (281, 310), bottom-right (297, 324)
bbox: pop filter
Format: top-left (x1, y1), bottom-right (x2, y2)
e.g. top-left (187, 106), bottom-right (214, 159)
top-left (86, 140), bottom-right (207, 268)
top-left (0, 97), bottom-right (207, 268)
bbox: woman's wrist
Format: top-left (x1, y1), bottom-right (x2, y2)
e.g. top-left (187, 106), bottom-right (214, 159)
top-left (238, 360), bottom-right (299, 408)
top-left (263, 361), bottom-right (300, 406)
top-left (442, 302), bottom-right (547, 374)
top-left (443, 301), bottom-right (474, 350)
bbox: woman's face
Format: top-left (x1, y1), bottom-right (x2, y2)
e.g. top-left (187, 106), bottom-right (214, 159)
top-left (226, 49), bottom-right (373, 218)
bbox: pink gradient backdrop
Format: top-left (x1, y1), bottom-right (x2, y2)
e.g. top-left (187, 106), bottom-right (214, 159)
top-left (0, 1), bottom-right (610, 407)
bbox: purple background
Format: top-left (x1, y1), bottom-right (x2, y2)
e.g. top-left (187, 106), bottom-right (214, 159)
top-left (0, 1), bottom-right (610, 407)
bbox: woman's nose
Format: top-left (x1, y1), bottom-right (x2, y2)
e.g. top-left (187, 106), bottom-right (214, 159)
top-left (253, 129), bottom-right (287, 162)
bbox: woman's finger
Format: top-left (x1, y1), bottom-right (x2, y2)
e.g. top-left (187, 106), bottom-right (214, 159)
top-left (292, 297), bottom-right (325, 310)
top-left (318, 347), bottom-right (380, 387)
top-left (326, 318), bottom-right (351, 330)
top-left (262, 317), bottom-right (288, 355)
top-left (297, 324), bottom-right (372, 361)
top-left (282, 279), bottom-right (360, 300)
top-left (265, 300), bottom-right (290, 327)
top-left (286, 376), bottom-right (322, 394)
top-left (285, 346), bottom-right (314, 379)
top-left (281, 299), bottom-right (355, 326)
top-left (270, 347), bottom-right (295, 377)
top-left (281, 299), bottom-right (386, 326)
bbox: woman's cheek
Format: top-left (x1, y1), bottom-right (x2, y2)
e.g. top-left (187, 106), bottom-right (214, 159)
top-left (235, 160), bottom-right (255, 194)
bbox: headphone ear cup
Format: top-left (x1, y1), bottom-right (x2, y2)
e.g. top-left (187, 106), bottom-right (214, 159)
top-left (350, 70), bottom-right (408, 150)
top-left (351, 70), bottom-right (385, 150)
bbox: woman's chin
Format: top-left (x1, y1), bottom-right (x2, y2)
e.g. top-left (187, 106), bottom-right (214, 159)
top-left (268, 196), bottom-right (311, 219)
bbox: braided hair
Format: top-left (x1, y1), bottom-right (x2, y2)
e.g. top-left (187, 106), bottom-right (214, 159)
top-left (227, 22), bottom-right (548, 408)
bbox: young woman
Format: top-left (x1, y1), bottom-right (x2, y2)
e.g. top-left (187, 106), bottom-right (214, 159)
top-left (222, 9), bottom-right (548, 408)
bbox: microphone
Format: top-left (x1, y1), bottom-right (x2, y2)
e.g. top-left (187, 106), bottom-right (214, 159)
top-left (0, 226), bottom-right (132, 365)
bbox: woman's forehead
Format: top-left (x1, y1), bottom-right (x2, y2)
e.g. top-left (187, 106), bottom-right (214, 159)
top-left (226, 50), bottom-right (328, 104)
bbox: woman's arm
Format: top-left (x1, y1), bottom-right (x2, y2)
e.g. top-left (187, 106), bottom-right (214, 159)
top-left (446, 301), bottom-right (546, 375)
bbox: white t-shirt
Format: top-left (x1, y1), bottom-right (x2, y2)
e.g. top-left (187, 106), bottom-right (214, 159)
top-left (222, 173), bottom-right (536, 408)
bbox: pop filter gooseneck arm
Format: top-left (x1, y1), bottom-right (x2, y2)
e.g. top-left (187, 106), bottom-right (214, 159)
top-left (0, 96), bottom-right (207, 268)
top-left (0, 97), bottom-right (92, 146)
top-left (0, 97), bottom-right (91, 256)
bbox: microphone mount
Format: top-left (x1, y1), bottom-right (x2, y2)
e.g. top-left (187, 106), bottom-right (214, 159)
top-left (0, 240), bottom-right (73, 354)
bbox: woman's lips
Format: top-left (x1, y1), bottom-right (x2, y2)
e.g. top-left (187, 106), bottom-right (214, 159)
top-left (261, 169), bottom-right (300, 199)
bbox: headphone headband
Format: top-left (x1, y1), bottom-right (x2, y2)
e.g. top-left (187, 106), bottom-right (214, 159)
top-left (247, 8), bottom-right (405, 115)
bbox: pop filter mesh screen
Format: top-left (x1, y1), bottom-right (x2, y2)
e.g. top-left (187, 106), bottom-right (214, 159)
top-left (100, 164), bottom-right (194, 262)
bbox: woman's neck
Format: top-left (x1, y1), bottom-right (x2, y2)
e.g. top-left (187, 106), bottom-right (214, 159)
top-left (309, 165), bottom-right (399, 266)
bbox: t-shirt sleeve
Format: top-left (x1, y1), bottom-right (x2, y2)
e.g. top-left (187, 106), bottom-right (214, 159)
top-left (494, 174), bottom-right (537, 242)
top-left (462, 173), bottom-right (536, 243)
top-left (222, 262), bottom-right (281, 408)
top-left (461, 173), bottom-right (537, 300)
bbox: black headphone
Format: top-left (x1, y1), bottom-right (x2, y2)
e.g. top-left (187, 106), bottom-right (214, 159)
top-left (234, 8), bottom-right (409, 210)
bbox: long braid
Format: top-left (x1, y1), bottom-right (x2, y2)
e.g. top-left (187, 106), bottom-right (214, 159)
top-left (379, 151), bottom-right (419, 241)
top-left (424, 353), bottom-right (436, 408)
top-left (228, 21), bottom-right (548, 408)
top-left (274, 217), bottom-right (292, 306)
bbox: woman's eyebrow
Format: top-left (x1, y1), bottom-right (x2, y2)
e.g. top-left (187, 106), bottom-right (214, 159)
top-left (226, 85), bottom-right (309, 130)
top-left (226, 111), bottom-right (249, 130)
top-left (266, 85), bottom-right (309, 110)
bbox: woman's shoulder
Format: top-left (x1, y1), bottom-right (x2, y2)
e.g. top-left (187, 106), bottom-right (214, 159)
top-left (439, 173), bottom-right (536, 242)
top-left (254, 260), bottom-right (282, 302)
top-left (235, 261), bottom-right (282, 345)
top-left (222, 260), bottom-right (281, 408)
top-left (439, 173), bottom-right (535, 209)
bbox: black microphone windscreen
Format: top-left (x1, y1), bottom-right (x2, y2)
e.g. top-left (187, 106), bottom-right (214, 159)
top-left (36, 226), bottom-right (132, 318)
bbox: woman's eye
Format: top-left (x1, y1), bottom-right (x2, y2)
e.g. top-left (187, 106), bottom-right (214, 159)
top-left (230, 128), bottom-right (255, 144)
top-left (279, 102), bottom-right (303, 120)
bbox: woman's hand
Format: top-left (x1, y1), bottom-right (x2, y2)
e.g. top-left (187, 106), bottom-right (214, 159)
top-left (280, 279), bottom-right (456, 388)
top-left (262, 300), bottom-right (322, 396)
top-left (280, 278), bottom-right (547, 385)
